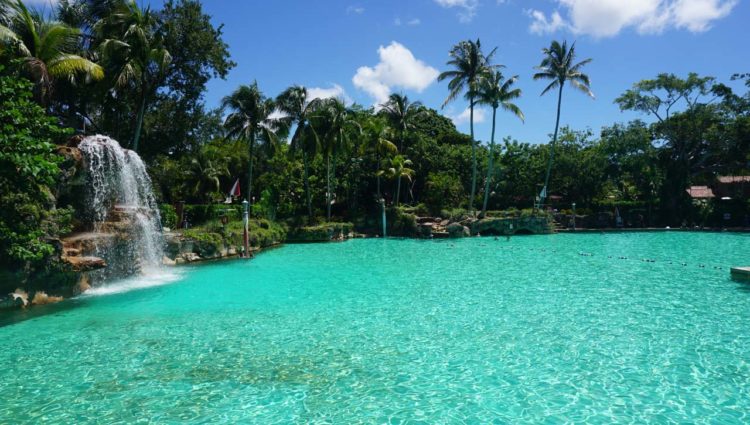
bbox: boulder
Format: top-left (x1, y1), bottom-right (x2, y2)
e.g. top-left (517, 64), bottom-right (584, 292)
top-left (63, 255), bottom-right (107, 272)
top-left (419, 223), bottom-right (434, 238)
top-left (10, 288), bottom-right (29, 307)
top-left (162, 256), bottom-right (176, 266)
top-left (76, 273), bottom-right (91, 294)
top-left (446, 223), bottom-right (470, 238)
top-left (0, 296), bottom-right (26, 310)
top-left (181, 252), bottom-right (201, 262)
top-left (31, 291), bottom-right (64, 306)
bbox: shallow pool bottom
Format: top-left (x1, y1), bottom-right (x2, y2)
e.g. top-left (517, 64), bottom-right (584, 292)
top-left (1, 233), bottom-right (749, 423)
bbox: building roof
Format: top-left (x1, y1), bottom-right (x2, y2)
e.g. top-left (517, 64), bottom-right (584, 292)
top-left (718, 176), bottom-right (750, 184)
top-left (686, 186), bottom-right (715, 199)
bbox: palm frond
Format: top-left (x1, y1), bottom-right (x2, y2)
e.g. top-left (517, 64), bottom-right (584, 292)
top-left (48, 53), bottom-right (104, 80)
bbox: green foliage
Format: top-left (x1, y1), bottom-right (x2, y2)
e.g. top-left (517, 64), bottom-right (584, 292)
top-left (424, 172), bottom-right (464, 215)
top-left (159, 204), bottom-right (178, 229)
top-left (183, 204), bottom-right (242, 226)
top-left (0, 67), bottom-right (71, 266)
top-left (287, 222), bottom-right (354, 242)
top-left (387, 208), bottom-right (418, 236)
top-left (185, 218), bottom-right (287, 249)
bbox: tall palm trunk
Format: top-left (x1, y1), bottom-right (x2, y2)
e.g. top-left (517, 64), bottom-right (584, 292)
top-left (395, 174), bottom-right (402, 206)
top-left (303, 151), bottom-right (312, 219)
top-left (247, 133), bottom-right (255, 205)
top-left (132, 86), bottom-right (147, 152)
top-left (326, 153), bottom-right (332, 220)
top-left (469, 95), bottom-right (477, 213)
top-left (481, 106), bottom-right (497, 217)
top-left (395, 130), bottom-right (404, 206)
top-left (541, 84), bottom-right (563, 207)
top-left (376, 152), bottom-right (382, 199)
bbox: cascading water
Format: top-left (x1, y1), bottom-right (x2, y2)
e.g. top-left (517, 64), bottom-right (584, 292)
top-left (78, 135), bottom-right (164, 279)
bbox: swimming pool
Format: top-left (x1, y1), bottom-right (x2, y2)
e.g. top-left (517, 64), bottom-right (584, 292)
top-left (1, 233), bottom-right (749, 423)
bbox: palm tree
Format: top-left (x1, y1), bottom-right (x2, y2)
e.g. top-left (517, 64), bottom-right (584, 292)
top-left (533, 40), bottom-right (593, 207)
top-left (221, 82), bottom-right (280, 207)
top-left (186, 150), bottom-right (230, 203)
top-left (98, 0), bottom-right (171, 152)
top-left (379, 93), bottom-right (423, 205)
top-left (378, 155), bottom-right (415, 207)
top-left (476, 71), bottom-right (524, 217)
top-left (361, 116), bottom-right (397, 200)
top-left (438, 39), bottom-right (499, 213)
top-left (276, 85), bottom-right (324, 219)
top-left (0, 0), bottom-right (103, 104)
top-left (314, 98), bottom-right (360, 220)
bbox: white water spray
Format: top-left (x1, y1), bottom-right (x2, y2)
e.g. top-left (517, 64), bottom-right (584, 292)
top-left (78, 135), bottom-right (164, 273)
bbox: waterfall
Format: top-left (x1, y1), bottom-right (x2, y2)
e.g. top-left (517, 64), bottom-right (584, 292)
top-left (78, 135), bottom-right (164, 276)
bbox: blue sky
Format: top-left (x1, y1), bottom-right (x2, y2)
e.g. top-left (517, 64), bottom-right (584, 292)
top-left (40, 0), bottom-right (749, 144)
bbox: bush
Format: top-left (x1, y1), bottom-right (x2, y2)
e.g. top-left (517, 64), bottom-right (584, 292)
top-left (424, 172), bottom-right (465, 214)
top-left (287, 222), bottom-right (353, 242)
top-left (159, 204), bottom-right (178, 229)
top-left (0, 66), bottom-right (71, 266)
top-left (183, 204), bottom-right (243, 225)
top-left (184, 218), bottom-right (288, 249)
top-left (387, 208), bottom-right (418, 236)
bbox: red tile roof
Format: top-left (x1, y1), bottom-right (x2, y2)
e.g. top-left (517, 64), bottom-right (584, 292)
top-left (686, 186), bottom-right (715, 199)
top-left (717, 176), bottom-right (750, 183)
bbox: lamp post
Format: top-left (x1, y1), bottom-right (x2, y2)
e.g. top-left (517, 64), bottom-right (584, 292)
top-left (572, 202), bottom-right (576, 231)
top-left (380, 198), bottom-right (387, 238)
top-left (242, 199), bottom-right (250, 258)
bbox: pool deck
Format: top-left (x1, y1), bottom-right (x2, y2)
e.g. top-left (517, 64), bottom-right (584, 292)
top-left (731, 267), bottom-right (750, 283)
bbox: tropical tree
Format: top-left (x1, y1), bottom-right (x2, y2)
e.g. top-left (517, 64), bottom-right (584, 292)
top-left (533, 40), bottom-right (593, 207)
top-left (0, 0), bottom-right (103, 104)
top-left (276, 85), bottom-right (323, 218)
top-left (186, 149), bottom-right (229, 203)
top-left (314, 98), bottom-right (360, 220)
top-left (438, 39), bottom-right (498, 213)
top-left (476, 70), bottom-right (524, 216)
top-left (98, 0), bottom-right (171, 152)
top-left (221, 82), bottom-right (281, 206)
top-left (379, 93), bottom-right (423, 205)
top-left (378, 155), bottom-right (415, 207)
top-left (360, 115), bottom-right (397, 200)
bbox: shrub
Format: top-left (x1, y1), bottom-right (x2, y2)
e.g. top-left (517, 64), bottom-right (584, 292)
top-left (424, 172), bottom-right (465, 214)
top-left (0, 66), bottom-right (71, 266)
top-left (159, 204), bottom-right (178, 229)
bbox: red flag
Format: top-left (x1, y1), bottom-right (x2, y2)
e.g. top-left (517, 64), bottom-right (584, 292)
top-left (229, 178), bottom-right (240, 197)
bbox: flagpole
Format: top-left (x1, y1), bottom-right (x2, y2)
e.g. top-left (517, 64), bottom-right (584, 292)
top-left (242, 199), bottom-right (250, 258)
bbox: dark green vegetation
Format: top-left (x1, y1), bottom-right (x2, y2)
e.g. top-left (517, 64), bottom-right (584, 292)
top-left (0, 65), bottom-right (72, 267)
top-left (1, 0), bottom-right (750, 278)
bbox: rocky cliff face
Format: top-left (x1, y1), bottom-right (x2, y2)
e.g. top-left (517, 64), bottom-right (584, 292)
top-left (1, 136), bottom-right (163, 310)
top-left (409, 215), bottom-right (554, 238)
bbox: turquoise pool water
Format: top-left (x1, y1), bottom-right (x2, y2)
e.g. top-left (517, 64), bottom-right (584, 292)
top-left (2, 233), bottom-right (750, 423)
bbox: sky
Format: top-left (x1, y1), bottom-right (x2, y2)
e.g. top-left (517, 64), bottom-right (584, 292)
top-left (32, 0), bottom-right (750, 144)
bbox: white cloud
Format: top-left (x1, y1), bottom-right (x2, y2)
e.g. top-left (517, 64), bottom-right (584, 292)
top-left (395, 17), bottom-right (421, 26)
top-left (352, 41), bottom-right (439, 106)
top-left (527, 10), bottom-right (568, 35)
top-left (434, 0), bottom-right (479, 23)
top-left (307, 84), bottom-right (351, 104)
top-left (671, 0), bottom-right (737, 31)
top-left (346, 5), bottom-right (365, 14)
top-left (267, 109), bottom-right (288, 121)
top-left (527, 0), bottom-right (737, 37)
top-left (451, 107), bottom-right (486, 126)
